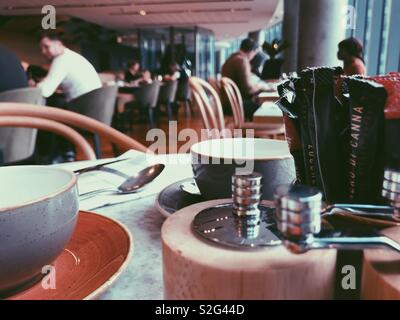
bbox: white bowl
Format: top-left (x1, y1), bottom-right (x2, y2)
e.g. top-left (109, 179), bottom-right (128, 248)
top-left (0, 166), bottom-right (79, 294)
top-left (191, 138), bottom-right (296, 200)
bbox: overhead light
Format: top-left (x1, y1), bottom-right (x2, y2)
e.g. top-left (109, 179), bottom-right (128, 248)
top-left (139, 10), bottom-right (146, 16)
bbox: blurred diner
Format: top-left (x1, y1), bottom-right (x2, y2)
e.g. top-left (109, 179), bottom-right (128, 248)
top-left (221, 38), bottom-right (272, 120)
top-left (124, 59), bottom-right (152, 86)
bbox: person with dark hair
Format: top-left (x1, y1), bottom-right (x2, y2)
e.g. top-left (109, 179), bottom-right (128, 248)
top-left (163, 60), bottom-right (182, 81)
top-left (0, 45), bottom-right (28, 93)
top-left (337, 37), bottom-right (366, 76)
top-left (124, 59), bottom-right (152, 85)
top-left (34, 32), bottom-right (102, 164)
top-left (221, 38), bottom-right (271, 119)
top-left (37, 32), bottom-right (101, 102)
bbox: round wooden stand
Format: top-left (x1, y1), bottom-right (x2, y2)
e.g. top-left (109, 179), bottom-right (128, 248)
top-left (162, 200), bottom-right (337, 300)
top-left (362, 226), bottom-right (400, 300)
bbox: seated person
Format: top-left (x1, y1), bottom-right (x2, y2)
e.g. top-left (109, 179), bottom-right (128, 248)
top-left (35, 32), bottom-right (102, 163)
top-left (163, 61), bottom-right (181, 81)
top-left (124, 60), bottom-right (152, 85)
top-left (37, 32), bottom-right (102, 103)
top-left (0, 45), bottom-right (28, 93)
top-left (221, 38), bottom-right (271, 120)
top-left (337, 37), bottom-right (366, 76)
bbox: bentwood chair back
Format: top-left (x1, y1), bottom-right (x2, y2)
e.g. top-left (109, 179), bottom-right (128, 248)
top-left (221, 77), bottom-right (285, 139)
top-left (0, 116), bottom-right (96, 162)
top-left (0, 103), bottom-right (149, 164)
top-left (0, 87), bottom-right (44, 164)
top-left (220, 77), bottom-right (245, 128)
top-left (189, 77), bottom-right (227, 138)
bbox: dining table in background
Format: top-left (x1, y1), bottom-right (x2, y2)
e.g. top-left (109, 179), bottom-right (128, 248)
top-left (253, 101), bottom-right (284, 125)
top-left (257, 91), bottom-right (280, 104)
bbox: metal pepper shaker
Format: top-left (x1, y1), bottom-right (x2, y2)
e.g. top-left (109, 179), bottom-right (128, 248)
top-left (275, 184), bottom-right (400, 254)
top-left (274, 184), bottom-right (322, 253)
top-left (192, 173), bottom-right (281, 248)
top-left (382, 169), bottom-right (400, 221)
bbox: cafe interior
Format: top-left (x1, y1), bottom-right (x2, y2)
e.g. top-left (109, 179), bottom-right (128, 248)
top-left (0, 0), bottom-right (400, 300)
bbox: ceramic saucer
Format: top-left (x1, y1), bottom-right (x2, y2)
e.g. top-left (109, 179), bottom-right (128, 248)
top-left (155, 178), bottom-right (205, 217)
top-left (6, 211), bottom-right (132, 300)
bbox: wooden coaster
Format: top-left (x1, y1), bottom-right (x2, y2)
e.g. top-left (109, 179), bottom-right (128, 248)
top-left (162, 199), bottom-right (337, 300)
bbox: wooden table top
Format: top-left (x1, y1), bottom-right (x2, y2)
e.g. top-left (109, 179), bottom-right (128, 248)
top-left (361, 226), bottom-right (400, 300)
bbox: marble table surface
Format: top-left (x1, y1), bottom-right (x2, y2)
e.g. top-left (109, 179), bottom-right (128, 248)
top-left (60, 153), bottom-right (194, 300)
top-left (95, 194), bottom-right (167, 300)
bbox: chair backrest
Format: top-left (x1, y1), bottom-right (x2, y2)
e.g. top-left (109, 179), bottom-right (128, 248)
top-left (208, 78), bottom-right (222, 97)
top-left (0, 87), bottom-right (45, 163)
top-left (220, 77), bottom-right (245, 127)
top-left (134, 81), bottom-right (161, 109)
top-left (176, 78), bottom-right (191, 102)
top-left (158, 80), bottom-right (178, 105)
top-left (189, 77), bottom-right (225, 132)
top-left (0, 116), bottom-right (95, 161)
top-left (67, 85), bottom-right (118, 126)
top-left (0, 103), bottom-right (149, 155)
top-left (0, 87), bottom-right (45, 105)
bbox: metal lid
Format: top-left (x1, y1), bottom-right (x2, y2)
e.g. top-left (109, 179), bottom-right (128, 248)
top-left (232, 173), bottom-right (263, 187)
top-left (384, 169), bottom-right (400, 183)
top-left (382, 188), bottom-right (400, 202)
top-left (192, 204), bottom-right (282, 248)
top-left (274, 185), bottom-right (323, 240)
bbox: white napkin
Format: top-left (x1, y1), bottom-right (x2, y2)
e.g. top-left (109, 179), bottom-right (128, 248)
top-left (56, 150), bottom-right (193, 211)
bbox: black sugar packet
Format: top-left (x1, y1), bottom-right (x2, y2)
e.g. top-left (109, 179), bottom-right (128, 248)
top-left (297, 67), bottom-right (347, 203)
top-left (345, 77), bottom-right (387, 204)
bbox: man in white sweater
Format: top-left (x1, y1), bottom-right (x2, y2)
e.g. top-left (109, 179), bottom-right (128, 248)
top-left (38, 33), bottom-right (101, 102)
top-left (36, 33), bottom-right (102, 163)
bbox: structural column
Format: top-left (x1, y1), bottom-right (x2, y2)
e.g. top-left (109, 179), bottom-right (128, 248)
top-left (297, 0), bottom-right (347, 70)
top-left (282, 0), bottom-right (300, 73)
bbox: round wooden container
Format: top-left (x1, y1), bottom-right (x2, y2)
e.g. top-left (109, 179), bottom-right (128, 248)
top-left (162, 200), bottom-right (337, 300)
top-left (362, 226), bottom-right (400, 300)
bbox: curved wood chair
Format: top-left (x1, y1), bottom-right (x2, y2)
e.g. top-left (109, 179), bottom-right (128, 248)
top-left (0, 103), bottom-right (150, 159)
top-left (207, 78), bottom-right (222, 98)
top-left (220, 77), bottom-right (285, 139)
top-left (0, 116), bottom-right (96, 161)
top-left (189, 77), bottom-right (231, 139)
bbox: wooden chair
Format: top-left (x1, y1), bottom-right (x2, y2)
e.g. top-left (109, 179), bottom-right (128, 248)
top-left (188, 77), bottom-right (231, 139)
top-left (0, 103), bottom-right (149, 165)
top-left (0, 116), bottom-right (96, 162)
top-left (207, 78), bottom-right (222, 98)
top-left (220, 77), bottom-right (285, 139)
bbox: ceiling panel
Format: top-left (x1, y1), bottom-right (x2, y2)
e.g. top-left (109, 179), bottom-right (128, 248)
top-left (0, 0), bottom-right (281, 39)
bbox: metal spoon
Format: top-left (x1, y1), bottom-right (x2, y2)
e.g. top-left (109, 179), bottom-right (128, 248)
top-left (79, 163), bottom-right (165, 199)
